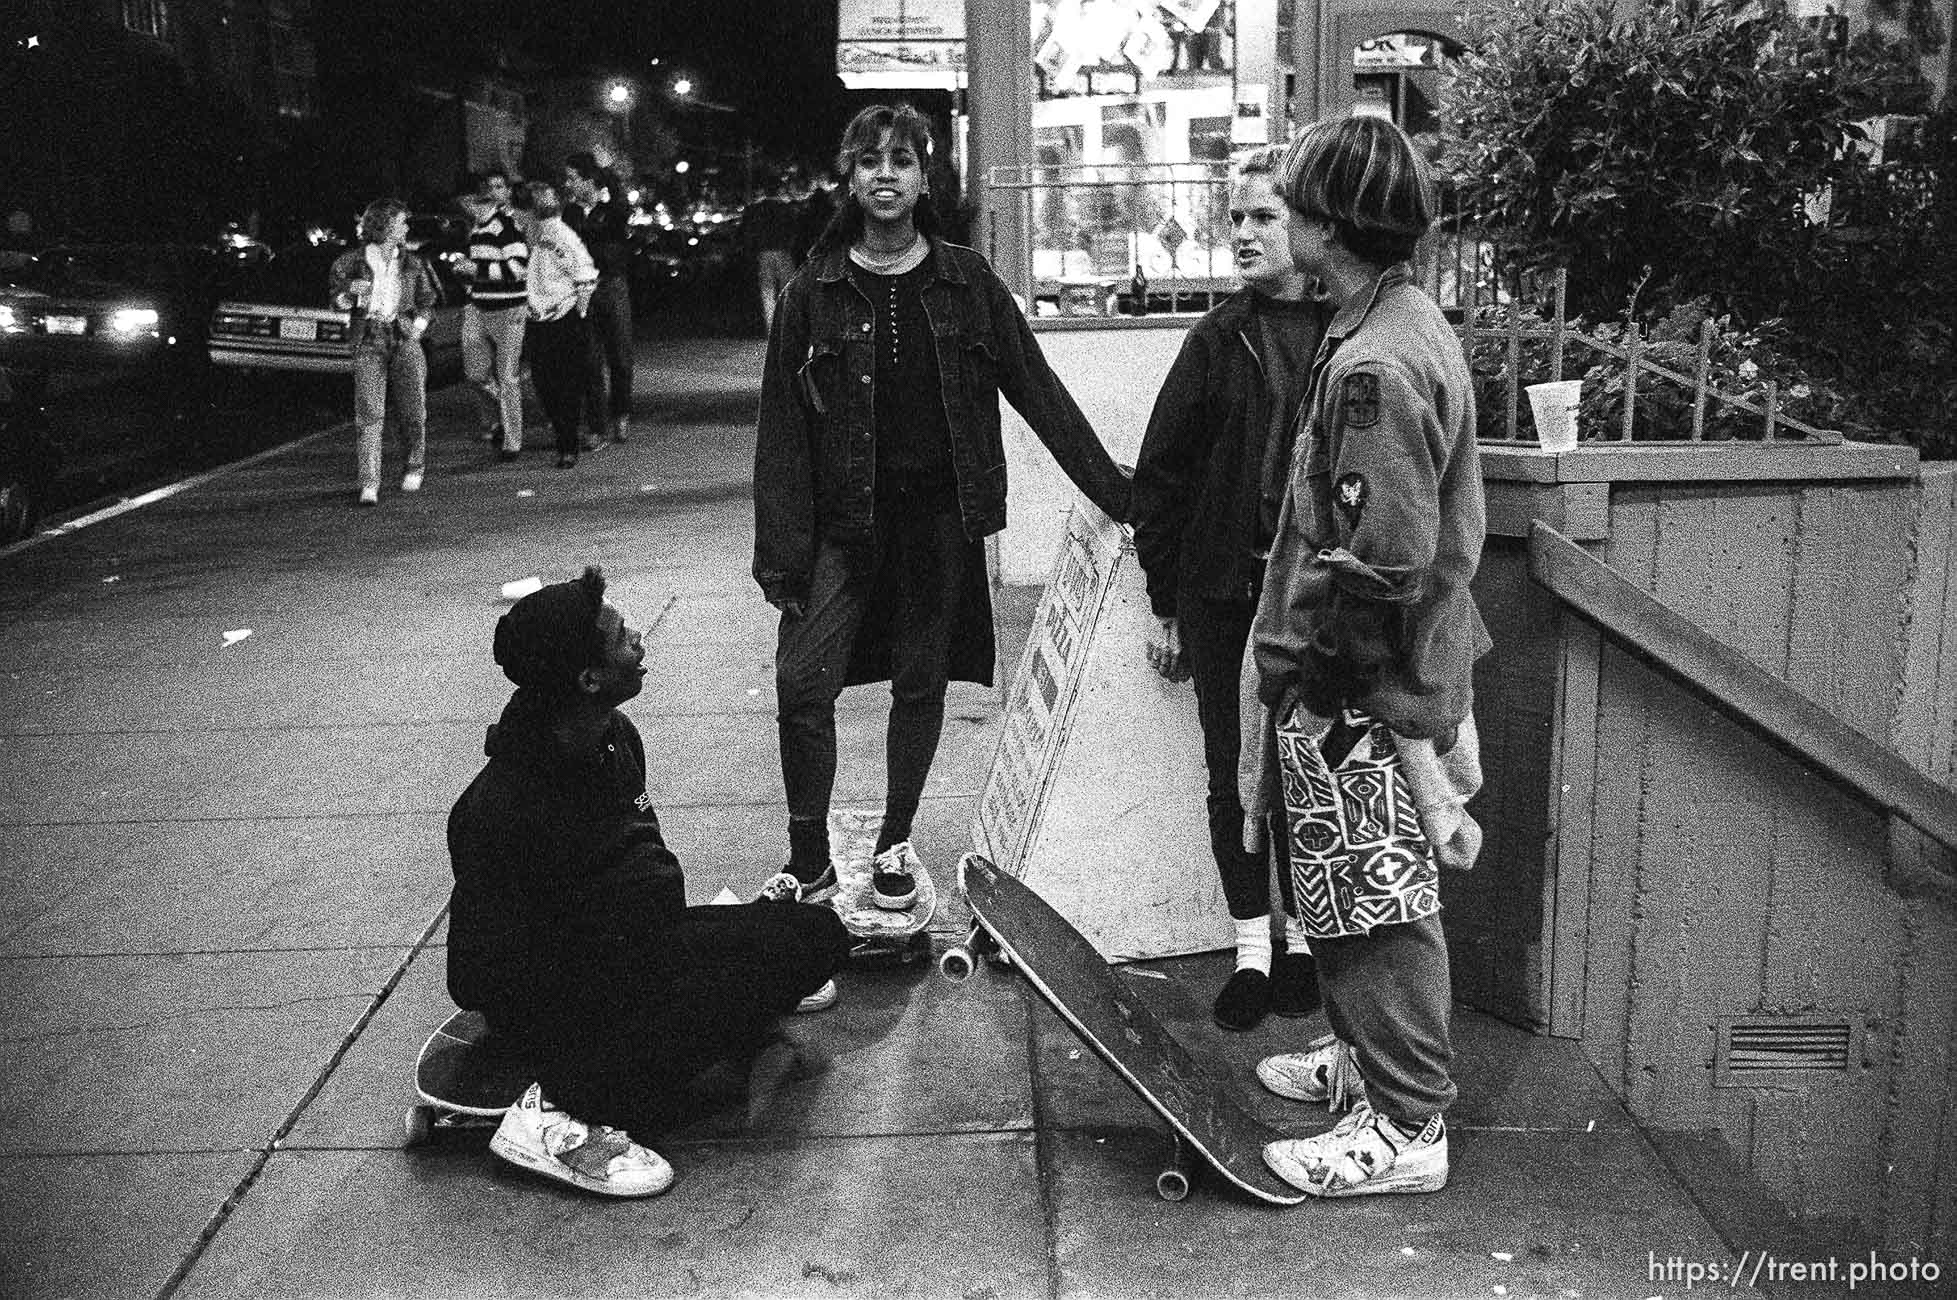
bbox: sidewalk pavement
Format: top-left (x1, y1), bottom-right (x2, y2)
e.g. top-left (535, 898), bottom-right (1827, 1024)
top-left (0, 336), bottom-right (1813, 1299)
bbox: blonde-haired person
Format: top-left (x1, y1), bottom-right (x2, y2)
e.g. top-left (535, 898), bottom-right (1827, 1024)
top-left (514, 180), bottom-right (598, 469)
top-left (753, 102), bottom-right (1130, 917)
top-left (1244, 114), bottom-right (1491, 1198)
top-left (330, 198), bottom-right (439, 505)
top-left (1133, 145), bottom-right (1330, 1033)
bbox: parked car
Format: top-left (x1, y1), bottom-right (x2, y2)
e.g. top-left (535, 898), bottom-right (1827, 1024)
top-left (0, 368), bottom-right (56, 545)
top-left (207, 234), bottom-right (465, 375)
top-left (0, 243), bottom-right (220, 384)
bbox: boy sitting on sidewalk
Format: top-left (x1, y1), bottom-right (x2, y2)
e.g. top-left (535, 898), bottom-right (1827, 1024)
top-left (448, 567), bottom-right (851, 1197)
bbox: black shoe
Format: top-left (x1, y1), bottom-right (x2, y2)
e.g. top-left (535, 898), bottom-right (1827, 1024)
top-left (786, 859), bottom-right (836, 898)
top-left (1270, 952), bottom-right (1322, 1019)
top-left (1213, 967), bottom-right (1271, 1031)
top-left (497, 448), bottom-right (521, 463)
top-left (556, 453), bottom-right (578, 469)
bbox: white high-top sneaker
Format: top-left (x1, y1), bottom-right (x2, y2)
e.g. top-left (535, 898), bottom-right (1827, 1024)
top-left (489, 1083), bottom-right (674, 1197)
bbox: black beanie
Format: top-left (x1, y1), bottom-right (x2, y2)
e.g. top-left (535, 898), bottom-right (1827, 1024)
top-left (492, 569), bottom-right (604, 694)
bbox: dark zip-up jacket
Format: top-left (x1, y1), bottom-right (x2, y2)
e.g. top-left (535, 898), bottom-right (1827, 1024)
top-left (1133, 288), bottom-right (1327, 617)
top-left (446, 690), bottom-right (686, 1020)
top-left (753, 238), bottom-right (1132, 606)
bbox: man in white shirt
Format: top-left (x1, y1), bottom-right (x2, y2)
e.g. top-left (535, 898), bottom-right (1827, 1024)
top-left (514, 181), bottom-right (598, 469)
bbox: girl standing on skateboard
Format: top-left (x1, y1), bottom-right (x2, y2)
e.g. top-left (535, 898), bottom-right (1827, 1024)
top-left (1133, 146), bottom-right (1330, 1033)
top-left (753, 103), bottom-right (1131, 919)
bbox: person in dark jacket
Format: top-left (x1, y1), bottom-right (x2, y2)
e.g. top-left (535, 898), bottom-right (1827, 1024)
top-left (1133, 146), bottom-right (1328, 1033)
top-left (563, 154), bottom-right (635, 447)
top-left (449, 567), bottom-right (851, 1197)
top-left (753, 102), bottom-right (1131, 913)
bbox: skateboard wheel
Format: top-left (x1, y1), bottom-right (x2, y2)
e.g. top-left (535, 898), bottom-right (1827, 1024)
top-left (1157, 1136), bottom-right (1198, 1201)
top-left (1155, 1167), bottom-right (1192, 1201)
top-left (402, 1105), bottom-right (434, 1148)
top-left (940, 945), bottom-right (976, 983)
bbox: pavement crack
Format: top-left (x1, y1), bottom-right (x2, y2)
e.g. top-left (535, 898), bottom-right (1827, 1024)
top-left (0, 993), bottom-right (370, 1044)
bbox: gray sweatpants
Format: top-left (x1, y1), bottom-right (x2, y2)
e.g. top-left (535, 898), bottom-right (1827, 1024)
top-left (1311, 911), bottom-right (1456, 1126)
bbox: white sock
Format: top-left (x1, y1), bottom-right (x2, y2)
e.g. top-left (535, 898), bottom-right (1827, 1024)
top-left (1234, 915), bottom-right (1273, 974)
top-left (1283, 915), bottom-right (1313, 959)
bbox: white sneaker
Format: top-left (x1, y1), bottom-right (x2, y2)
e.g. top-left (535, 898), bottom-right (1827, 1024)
top-left (870, 841), bottom-right (920, 910)
top-left (794, 979), bottom-right (839, 1013)
top-left (356, 486), bottom-right (379, 506)
top-left (489, 1082), bottom-right (674, 1197)
top-left (1257, 1034), bottom-right (1368, 1112)
top-left (1264, 1104), bottom-right (1448, 1197)
top-left (400, 470), bottom-right (424, 493)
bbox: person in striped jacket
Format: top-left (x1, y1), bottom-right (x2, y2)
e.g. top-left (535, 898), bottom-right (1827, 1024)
top-left (459, 170), bottom-right (529, 461)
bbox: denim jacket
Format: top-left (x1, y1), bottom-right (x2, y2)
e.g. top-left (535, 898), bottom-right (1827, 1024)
top-left (328, 246), bottom-right (438, 351)
top-left (753, 239), bottom-right (1131, 605)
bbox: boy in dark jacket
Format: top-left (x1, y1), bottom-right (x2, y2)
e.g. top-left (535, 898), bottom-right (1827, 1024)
top-left (449, 567), bottom-right (850, 1197)
top-left (1133, 146), bottom-right (1328, 1032)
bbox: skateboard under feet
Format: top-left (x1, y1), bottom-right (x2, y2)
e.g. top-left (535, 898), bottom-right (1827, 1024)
top-left (826, 809), bottom-right (938, 965)
top-left (404, 1009), bottom-right (533, 1147)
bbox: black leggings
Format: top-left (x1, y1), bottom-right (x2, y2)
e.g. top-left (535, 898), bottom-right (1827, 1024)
top-left (1180, 594), bottom-right (1294, 921)
top-left (526, 311), bottom-right (589, 456)
top-left (775, 505), bottom-right (969, 848)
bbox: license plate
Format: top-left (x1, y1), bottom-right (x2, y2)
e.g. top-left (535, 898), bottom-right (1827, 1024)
top-left (278, 318), bottom-right (316, 341)
top-left (44, 315), bottom-right (86, 335)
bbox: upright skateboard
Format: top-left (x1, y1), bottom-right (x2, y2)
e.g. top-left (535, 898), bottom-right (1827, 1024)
top-left (943, 852), bottom-right (1308, 1204)
top-left (826, 808), bottom-right (937, 965)
top-left (403, 1009), bottom-right (533, 1146)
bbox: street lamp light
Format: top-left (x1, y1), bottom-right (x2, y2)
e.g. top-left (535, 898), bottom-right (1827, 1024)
top-left (607, 82), bottom-right (632, 108)
top-left (672, 77), bottom-right (693, 98)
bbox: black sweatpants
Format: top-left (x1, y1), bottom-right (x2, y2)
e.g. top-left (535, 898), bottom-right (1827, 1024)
top-left (534, 900), bottom-right (850, 1138)
top-left (525, 311), bottom-right (589, 457)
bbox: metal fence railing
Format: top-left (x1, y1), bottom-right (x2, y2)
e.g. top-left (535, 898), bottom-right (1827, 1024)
top-left (983, 166), bottom-right (1839, 444)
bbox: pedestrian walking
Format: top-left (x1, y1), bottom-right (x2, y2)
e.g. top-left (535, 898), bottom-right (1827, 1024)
top-left (329, 197), bottom-right (438, 506)
top-left (743, 179), bottom-right (799, 334)
top-left (450, 567), bottom-right (851, 1198)
top-left (458, 169), bottom-right (528, 462)
top-left (562, 154), bottom-right (635, 447)
top-left (514, 181), bottom-right (597, 470)
top-left (1133, 146), bottom-right (1329, 1033)
top-left (752, 102), bottom-right (1132, 925)
top-left (1242, 115), bottom-right (1491, 1198)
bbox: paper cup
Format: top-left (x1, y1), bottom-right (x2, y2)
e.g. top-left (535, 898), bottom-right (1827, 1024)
top-left (499, 576), bottom-right (543, 602)
top-left (1526, 380), bottom-right (1583, 452)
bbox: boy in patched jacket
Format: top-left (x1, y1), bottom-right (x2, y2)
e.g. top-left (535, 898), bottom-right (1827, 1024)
top-left (1245, 116), bottom-right (1492, 1199)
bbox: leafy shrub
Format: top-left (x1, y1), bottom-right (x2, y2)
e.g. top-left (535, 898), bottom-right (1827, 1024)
top-left (1444, 0), bottom-right (1955, 456)
top-left (1445, 0), bottom-right (1868, 320)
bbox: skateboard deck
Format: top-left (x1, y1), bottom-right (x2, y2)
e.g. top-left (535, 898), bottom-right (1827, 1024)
top-left (404, 1009), bottom-right (534, 1146)
top-left (827, 809), bottom-right (937, 965)
top-left (949, 852), bottom-right (1308, 1204)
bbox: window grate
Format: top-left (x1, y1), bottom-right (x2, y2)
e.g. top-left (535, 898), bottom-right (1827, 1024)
top-left (1714, 1015), bottom-right (1861, 1087)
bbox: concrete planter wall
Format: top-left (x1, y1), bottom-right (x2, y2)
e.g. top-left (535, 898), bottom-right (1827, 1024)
top-left (1003, 318), bottom-right (1957, 1256)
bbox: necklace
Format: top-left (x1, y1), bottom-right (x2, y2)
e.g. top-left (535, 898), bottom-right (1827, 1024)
top-left (852, 234), bottom-right (922, 272)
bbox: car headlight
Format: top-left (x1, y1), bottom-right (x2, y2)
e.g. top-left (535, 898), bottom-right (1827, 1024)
top-left (0, 304), bottom-right (15, 331)
top-left (108, 308), bottom-right (161, 335)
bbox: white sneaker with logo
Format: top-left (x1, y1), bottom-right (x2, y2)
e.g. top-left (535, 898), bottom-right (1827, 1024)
top-left (1257, 1034), bottom-right (1368, 1112)
top-left (400, 470), bottom-right (424, 493)
top-left (1264, 1103), bottom-right (1448, 1197)
top-left (489, 1082), bottom-right (674, 1197)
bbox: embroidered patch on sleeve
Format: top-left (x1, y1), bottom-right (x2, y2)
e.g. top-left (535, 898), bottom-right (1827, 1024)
top-left (1334, 472), bottom-right (1369, 529)
top-left (1341, 373), bottom-right (1380, 429)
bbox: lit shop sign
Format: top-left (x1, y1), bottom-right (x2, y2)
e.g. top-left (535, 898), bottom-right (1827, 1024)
top-left (1352, 33), bottom-right (1439, 69)
top-left (837, 0), bottom-right (966, 88)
